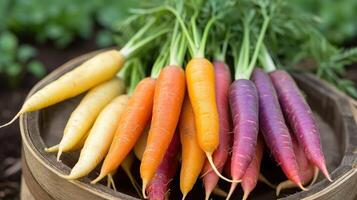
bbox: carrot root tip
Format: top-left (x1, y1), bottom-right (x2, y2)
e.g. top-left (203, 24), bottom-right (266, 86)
top-left (142, 181), bottom-right (148, 199)
top-left (91, 173), bottom-right (106, 184)
top-left (181, 193), bottom-right (187, 200)
top-left (298, 183), bottom-right (308, 191)
top-left (108, 174), bottom-right (117, 191)
top-left (242, 191), bottom-right (250, 200)
top-left (309, 167), bottom-right (319, 188)
top-left (56, 148), bottom-right (63, 162)
top-left (206, 152), bottom-right (240, 183)
top-left (258, 174), bottom-right (276, 189)
top-left (276, 180), bottom-right (295, 196)
top-left (226, 182), bottom-right (238, 200)
top-left (45, 144), bottom-right (59, 153)
top-left (0, 110), bottom-right (22, 129)
top-left (320, 165), bottom-right (333, 182)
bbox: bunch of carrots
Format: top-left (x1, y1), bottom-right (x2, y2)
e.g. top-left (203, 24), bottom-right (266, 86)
top-left (1, 1), bottom-right (333, 200)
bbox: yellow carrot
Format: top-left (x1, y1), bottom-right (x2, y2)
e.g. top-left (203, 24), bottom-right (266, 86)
top-left (57, 78), bottom-right (125, 160)
top-left (1, 20), bottom-right (167, 128)
top-left (62, 95), bottom-right (129, 179)
top-left (44, 131), bottom-right (89, 153)
top-left (134, 124), bottom-right (150, 161)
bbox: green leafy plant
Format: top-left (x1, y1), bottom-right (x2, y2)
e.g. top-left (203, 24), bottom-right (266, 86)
top-left (0, 31), bottom-right (45, 88)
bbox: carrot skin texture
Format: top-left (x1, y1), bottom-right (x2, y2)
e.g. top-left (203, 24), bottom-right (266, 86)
top-left (66, 95), bottom-right (129, 179)
top-left (180, 96), bottom-right (206, 196)
top-left (97, 78), bottom-right (156, 179)
top-left (186, 58), bottom-right (219, 153)
top-left (141, 66), bottom-right (185, 186)
top-left (252, 68), bottom-right (303, 187)
top-left (276, 135), bottom-right (317, 195)
top-left (147, 131), bottom-right (180, 200)
top-left (270, 70), bottom-right (330, 180)
top-left (241, 136), bottom-right (264, 200)
top-left (58, 78), bottom-right (124, 154)
top-left (22, 50), bottom-right (124, 112)
top-left (229, 79), bottom-right (259, 180)
top-left (202, 61), bottom-right (232, 197)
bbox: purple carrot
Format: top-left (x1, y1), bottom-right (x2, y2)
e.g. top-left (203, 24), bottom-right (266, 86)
top-left (202, 61), bottom-right (232, 200)
top-left (225, 79), bottom-right (259, 196)
top-left (229, 79), bottom-right (259, 179)
top-left (147, 131), bottom-right (180, 200)
top-left (240, 136), bottom-right (264, 200)
top-left (276, 134), bottom-right (319, 195)
top-left (251, 68), bottom-right (305, 190)
top-left (270, 70), bottom-right (331, 181)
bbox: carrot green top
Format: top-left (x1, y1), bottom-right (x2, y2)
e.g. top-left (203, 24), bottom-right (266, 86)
top-left (233, 8), bottom-right (270, 80)
top-left (259, 44), bottom-right (277, 73)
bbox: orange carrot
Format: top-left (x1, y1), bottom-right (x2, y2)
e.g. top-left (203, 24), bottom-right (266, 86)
top-left (165, 6), bottom-right (236, 182)
top-left (140, 66), bottom-right (186, 197)
top-left (91, 78), bottom-right (156, 184)
top-left (179, 96), bottom-right (206, 199)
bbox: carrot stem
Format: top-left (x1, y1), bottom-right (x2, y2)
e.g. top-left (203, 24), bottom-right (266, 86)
top-left (259, 44), bottom-right (277, 72)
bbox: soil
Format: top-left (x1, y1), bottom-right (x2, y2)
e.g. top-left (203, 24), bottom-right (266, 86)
top-left (0, 38), bottom-right (97, 200)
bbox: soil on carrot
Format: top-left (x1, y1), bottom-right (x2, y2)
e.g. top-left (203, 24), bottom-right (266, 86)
top-left (0, 38), bottom-right (96, 200)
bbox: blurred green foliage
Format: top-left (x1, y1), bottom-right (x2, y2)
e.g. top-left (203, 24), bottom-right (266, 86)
top-left (290, 0), bottom-right (357, 44)
top-left (0, 0), bottom-right (139, 88)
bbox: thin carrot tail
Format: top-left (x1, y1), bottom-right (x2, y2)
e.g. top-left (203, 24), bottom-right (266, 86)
top-left (44, 145), bottom-right (59, 153)
top-left (56, 147), bottom-right (63, 162)
top-left (308, 167), bottom-right (319, 188)
top-left (276, 180), bottom-right (296, 196)
top-left (108, 174), bottom-right (117, 191)
top-left (276, 180), bottom-right (308, 196)
top-left (226, 182), bottom-right (238, 200)
top-left (318, 163), bottom-right (332, 182)
top-left (91, 173), bottom-right (106, 184)
top-left (123, 168), bottom-right (142, 198)
top-left (142, 180), bottom-right (148, 199)
top-left (206, 152), bottom-right (240, 183)
top-left (258, 174), bottom-right (276, 189)
top-left (182, 193), bottom-right (187, 200)
top-left (242, 191), bottom-right (249, 200)
top-left (0, 110), bottom-right (22, 129)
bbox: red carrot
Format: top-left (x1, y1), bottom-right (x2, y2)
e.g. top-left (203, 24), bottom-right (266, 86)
top-left (202, 60), bottom-right (232, 200)
top-left (276, 135), bottom-right (319, 196)
top-left (240, 136), bottom-right (264, 200)
top-left (147, 131), bottom-right (180, 200)
top-left (252, 68), bottom-right (305, 190)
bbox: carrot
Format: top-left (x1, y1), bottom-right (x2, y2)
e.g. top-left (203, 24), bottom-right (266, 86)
top-left (252, 68), bottom-right (305, 190)
top-left (258, 44), bottom-right (331, 181)
top-left (202, 60), bottom-right (232, 200)
top-left (140, 26), bottom-right (186, 197)
top-left (179, 96), bottom-right (206, 199)
top-left (60, 95), bottom-right (129, 180)
top-left (276, 135), bottom-right (319, 196)
top-left (91, 77), bottom-right (156, 184)
top-left (56, 78), bottom-right (124, 161)
top-left (164, 6), bottom-right (236, 182)
top-left (270, 70), bottom-right (331, 181)
top-left (240, 136), bottom-right (265, 200)
top-left (44, 131), bottom-right (88, 153)
top-left (0, 20), bottom-right (167, 128)
top-left (134, 124), bottom-right (149, 160)
top-left (147, 131), bottom-right (180, 200)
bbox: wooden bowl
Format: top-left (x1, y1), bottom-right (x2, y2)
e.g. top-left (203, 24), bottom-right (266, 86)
top-left (20, 50), bottom-right (357, 200)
